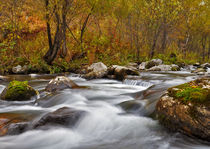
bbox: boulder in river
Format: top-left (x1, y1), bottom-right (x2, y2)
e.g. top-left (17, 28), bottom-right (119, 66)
top-left (156, 77), bottom-right (210, 141)
top-left (0, 112), bottom-right (38, 136)
top-left (145, 59), bottom-right (163, 69)
top-left (201, 63), bottom-right (210, 69)
top-left (84, 62), bottom-right (108, 79)
top-left (33, 107), bottom-right (85, 128)
top-left (171, 64), bottom-right (180, 71)
top-left (148, 64), bottom-right (180, 71)
top-left (108, 65), bottom-right (140, 81)
top-left (0, 80), bottom-right (37, 101)
top-left (45, 76), bottom-right (79, 92)
top-left (138, 62), bottom-right (147, 70)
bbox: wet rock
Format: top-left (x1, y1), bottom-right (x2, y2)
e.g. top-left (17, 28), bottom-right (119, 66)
top-left (6, 122), bottom-right (29, 135)
top-left (193, 62), bottom-right (201, 68)
top-left (171, 64), bottom-right (180, 71)
top-left (176, 62), bottom-right (186, 68)
top-left (109, 65), bottom-right (140, 81)
top-left (0, 80), bottom-right (37, 101)
top-left (201, 63), bottom-right (210, 69)
top-left (192, 68), bottom-right (206, 73)
top-left (148, 66), bottom-right (162, 71)
top-left (0, 112), bottom-right (37, 136)
top-left (33, 107), bottom-right (85, 128)
top-left (138, 62), bottom-right (147, 70)
top-left (156, 78), bottom-right (210, 141)
top-left (12, 65), bottom-right (28, 74)
top-left (145, 59), bottom-right (163, 69)
top-left (127, 62), bottom-right (138, 68)
top-left (148, 64), bottom-right (180, 71)
top-left (118, 100), bottom-right (143, 114)
top-left (84, 62), bottom-right (108, 79)
top-left (45, 76), bottom-right (79, 92)
top-left (149, 65), bottom-right (171, 71)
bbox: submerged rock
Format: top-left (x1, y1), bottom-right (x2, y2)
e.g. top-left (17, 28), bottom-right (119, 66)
top-left (0, 80), bottom-right (37, 101)
top-left (118, 100), bottom-right (144, 115)
top-left (33, 107), bottom-right (85, 128)
top-left (84, 62), bottom-right (108, 79)
top-left (45, 76), bottom-right (78, 92)
top-left (156, 77), bottom-right (210, 141)
top-left (0, 111), bottom-right (39, 136)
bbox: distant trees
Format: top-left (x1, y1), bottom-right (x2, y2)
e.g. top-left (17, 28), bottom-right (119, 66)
top-left (1, 0), bottom-right (209, 66)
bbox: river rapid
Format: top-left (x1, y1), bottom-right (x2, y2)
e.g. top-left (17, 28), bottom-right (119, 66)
top-left (0, 71), bottom-right (209, 149)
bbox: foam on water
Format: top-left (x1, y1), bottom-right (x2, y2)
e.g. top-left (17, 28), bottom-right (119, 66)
top-left (0, 72), bottom-right (209, 149)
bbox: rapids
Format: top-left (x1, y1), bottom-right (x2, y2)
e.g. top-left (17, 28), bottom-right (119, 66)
top-left (0, 71), bottom-right (209, 149)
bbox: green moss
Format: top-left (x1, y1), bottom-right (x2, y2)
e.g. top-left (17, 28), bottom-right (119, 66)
top-left (168, 80), bottom-right (210, 104)
top-left (3, 80), bottom-right (36, 101)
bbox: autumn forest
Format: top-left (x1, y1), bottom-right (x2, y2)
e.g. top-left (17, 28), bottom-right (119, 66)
top-left (0, 0), bottom-right (209, 73)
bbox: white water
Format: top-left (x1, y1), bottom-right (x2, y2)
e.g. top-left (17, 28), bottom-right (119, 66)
top-left (0, 72), bottom-right (209, 149)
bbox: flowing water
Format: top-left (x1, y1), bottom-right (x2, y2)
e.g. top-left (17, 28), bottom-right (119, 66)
top-left (0, 72), bottom-right (209, 149)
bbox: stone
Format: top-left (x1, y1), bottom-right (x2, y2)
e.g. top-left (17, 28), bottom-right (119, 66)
top-left (109, 65), bottom-right (140, 81)
top-left (193, 62), bottom-right (201, 67)
top-left (45, 76), bottom-right (78, 92)
top-left (12, 65), bottom-right (28, 74)
top-left (156, 78), bottom-right (210, 141)
top-left (201, 63), bottom-right (210, 69)
top-left (138, 62), bottom-right (147, 70)
top-left (148, 65), bottom-right (172, 71)
top-left (192, 68), bottom-right (206, 73)
top-left (118, 100), bottom-right (143, 115)
top-left (0, 80), bottom-right (37, 101)
top-left (33, 107), bottom-right (85, 128)
top-left (6, 122), bottom-right (29, 135)
top-left (171, 64), bottom-right (180, 71)
top-left (84, 62), bottom-right (108, 79)
top-left (127, 62), bottom-right (138, 68)
top-left (145, 59), bottom-right (163, 69)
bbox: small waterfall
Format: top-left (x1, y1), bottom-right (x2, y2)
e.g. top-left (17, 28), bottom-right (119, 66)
top-left (207, 68), bottom-right (210, 74)
top-left (123, 79), bottom-right (154, 88)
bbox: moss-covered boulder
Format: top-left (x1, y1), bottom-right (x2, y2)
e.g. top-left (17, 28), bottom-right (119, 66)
top-left (0, 81), bottom-right (37, 101)
top-left (156, 77), bottom-right (210, 141)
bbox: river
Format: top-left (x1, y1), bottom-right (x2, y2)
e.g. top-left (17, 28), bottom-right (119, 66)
top-left (0, 71), bottom-right (209, 149)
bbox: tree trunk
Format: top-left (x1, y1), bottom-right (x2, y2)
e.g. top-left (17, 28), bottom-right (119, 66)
top-left (161, 18), bottom-right (167, 53)
top-left (202, 35), bottom-right (207, 62)
top-left (149, 26), bottom-right (161, 59)
top-left (43, 0), bottom-right (70, 64)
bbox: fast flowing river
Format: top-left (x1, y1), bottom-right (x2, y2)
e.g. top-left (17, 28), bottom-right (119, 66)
top-left (0, 71), bottom-right (209, 149)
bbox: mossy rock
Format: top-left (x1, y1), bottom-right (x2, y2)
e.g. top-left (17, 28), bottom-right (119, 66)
top-left (168, 79), bottom-right (210, 105)
top-left (156, 77), bottom-right (210, 141)
top-left (1, 81), bottom-right (37, 101)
